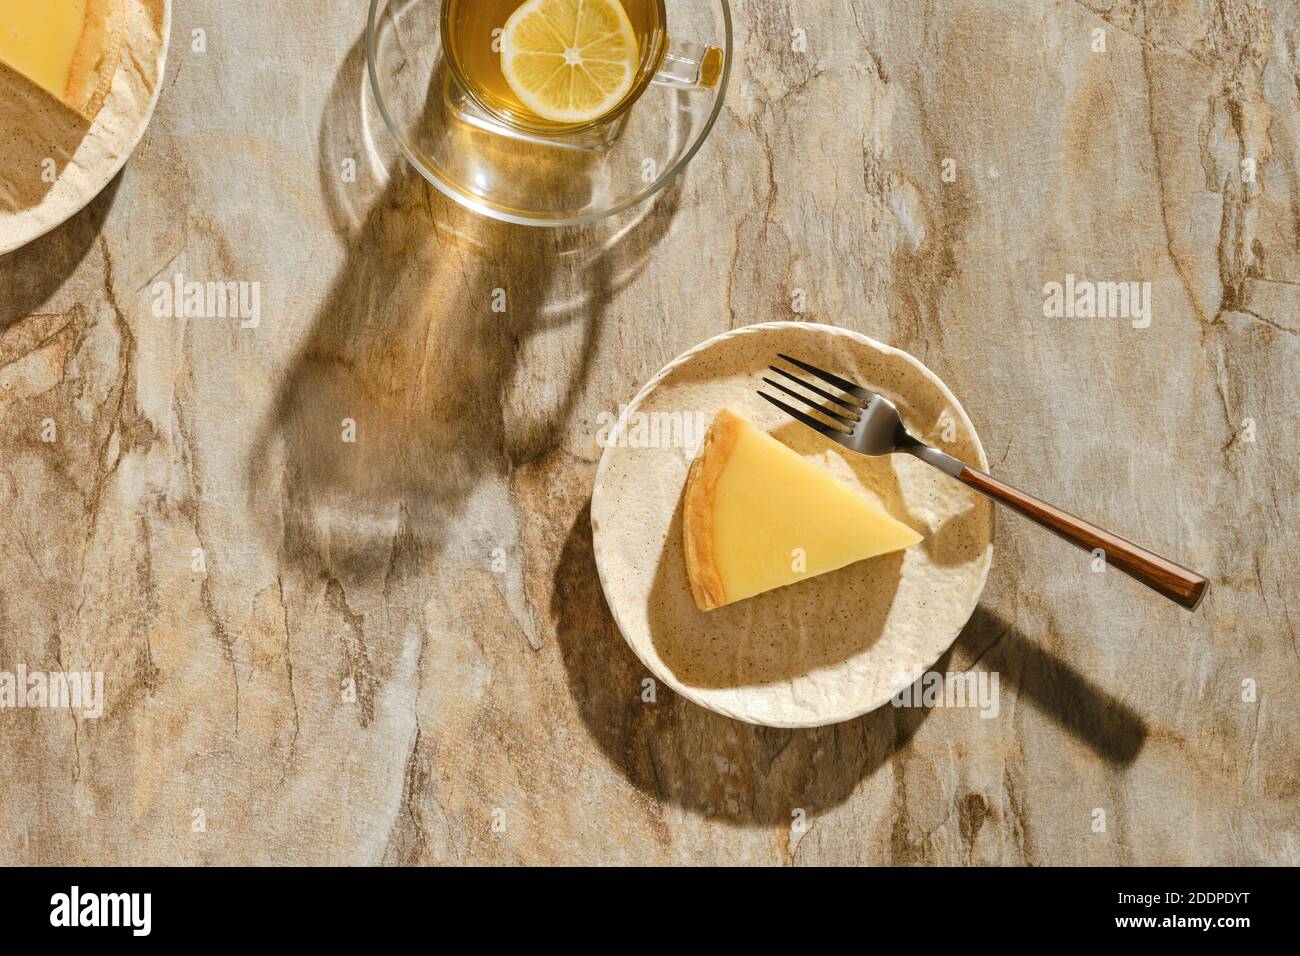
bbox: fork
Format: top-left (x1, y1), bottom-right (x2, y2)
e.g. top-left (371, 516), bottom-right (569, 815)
top-left (759, 353), bottom-right (1209, 610)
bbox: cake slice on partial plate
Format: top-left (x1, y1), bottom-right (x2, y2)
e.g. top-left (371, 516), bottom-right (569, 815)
top-left (0, 0), bottom-right (124, 122)
top-left (683, 407), bottom-right (921, 610)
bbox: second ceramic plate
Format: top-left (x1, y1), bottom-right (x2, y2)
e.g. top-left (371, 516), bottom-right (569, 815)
top-left (591, 322), bottom-right (995, 727)
top-left (0, 0), bottom-right (171, 256)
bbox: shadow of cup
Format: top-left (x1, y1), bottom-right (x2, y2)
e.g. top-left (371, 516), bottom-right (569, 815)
top-left (253, 22), bottom-right (684, 580)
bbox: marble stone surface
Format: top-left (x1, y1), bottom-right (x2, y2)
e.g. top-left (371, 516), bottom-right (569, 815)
top-left (0, 0), bottom-right (1296, 865)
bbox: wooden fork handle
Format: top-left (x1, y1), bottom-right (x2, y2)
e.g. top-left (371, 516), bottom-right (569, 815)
top-left (956, 466), bottom-right (1209, 611)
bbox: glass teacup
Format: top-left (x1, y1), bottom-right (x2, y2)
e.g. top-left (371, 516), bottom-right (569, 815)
top-left (368, 0), bottom-right (732, 226)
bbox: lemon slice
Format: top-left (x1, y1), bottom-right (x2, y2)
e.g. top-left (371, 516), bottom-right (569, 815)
top-left (500, 0), bottom-right (640, 124)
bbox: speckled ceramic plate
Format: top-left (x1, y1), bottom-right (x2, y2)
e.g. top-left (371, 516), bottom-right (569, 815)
top-left (591, 322), bottom-right (995, 727)
top-left (0, 0), bottom-right (171, 256)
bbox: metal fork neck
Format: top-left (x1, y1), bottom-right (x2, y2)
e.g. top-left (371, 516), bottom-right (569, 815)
top-left (901, 439), bottom-right (965, 478)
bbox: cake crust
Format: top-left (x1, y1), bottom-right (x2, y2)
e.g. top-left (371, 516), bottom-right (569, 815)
top-left (65, 0), bottom-right (125, 121)
top-left (681, 407), bottom-right (744, 611)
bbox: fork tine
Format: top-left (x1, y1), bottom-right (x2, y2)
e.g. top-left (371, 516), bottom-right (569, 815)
top-left (757, 391), bottom-right (850, 440)
top-left (776, 353), bottom-right (875, 401)
top-left (767, 365), bottom-right (864, 410)
top-left (761, 377), bottom-right (858, 427)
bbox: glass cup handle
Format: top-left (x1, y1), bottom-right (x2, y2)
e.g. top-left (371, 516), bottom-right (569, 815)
top-left (652, 37), bottom-right (725, 90)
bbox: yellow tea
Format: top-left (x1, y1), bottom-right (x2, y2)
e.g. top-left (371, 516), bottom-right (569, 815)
top-left (443, 0), bottom-right (666, 131)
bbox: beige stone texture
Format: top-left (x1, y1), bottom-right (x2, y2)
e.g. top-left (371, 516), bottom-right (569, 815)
top-left (0, 0), bottom-right (1296, 864)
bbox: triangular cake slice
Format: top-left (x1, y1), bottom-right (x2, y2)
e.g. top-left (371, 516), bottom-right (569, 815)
top-left (0, 0), bottom-right (124, 122)
top-left (683, 407), bottom-right (922, 610)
